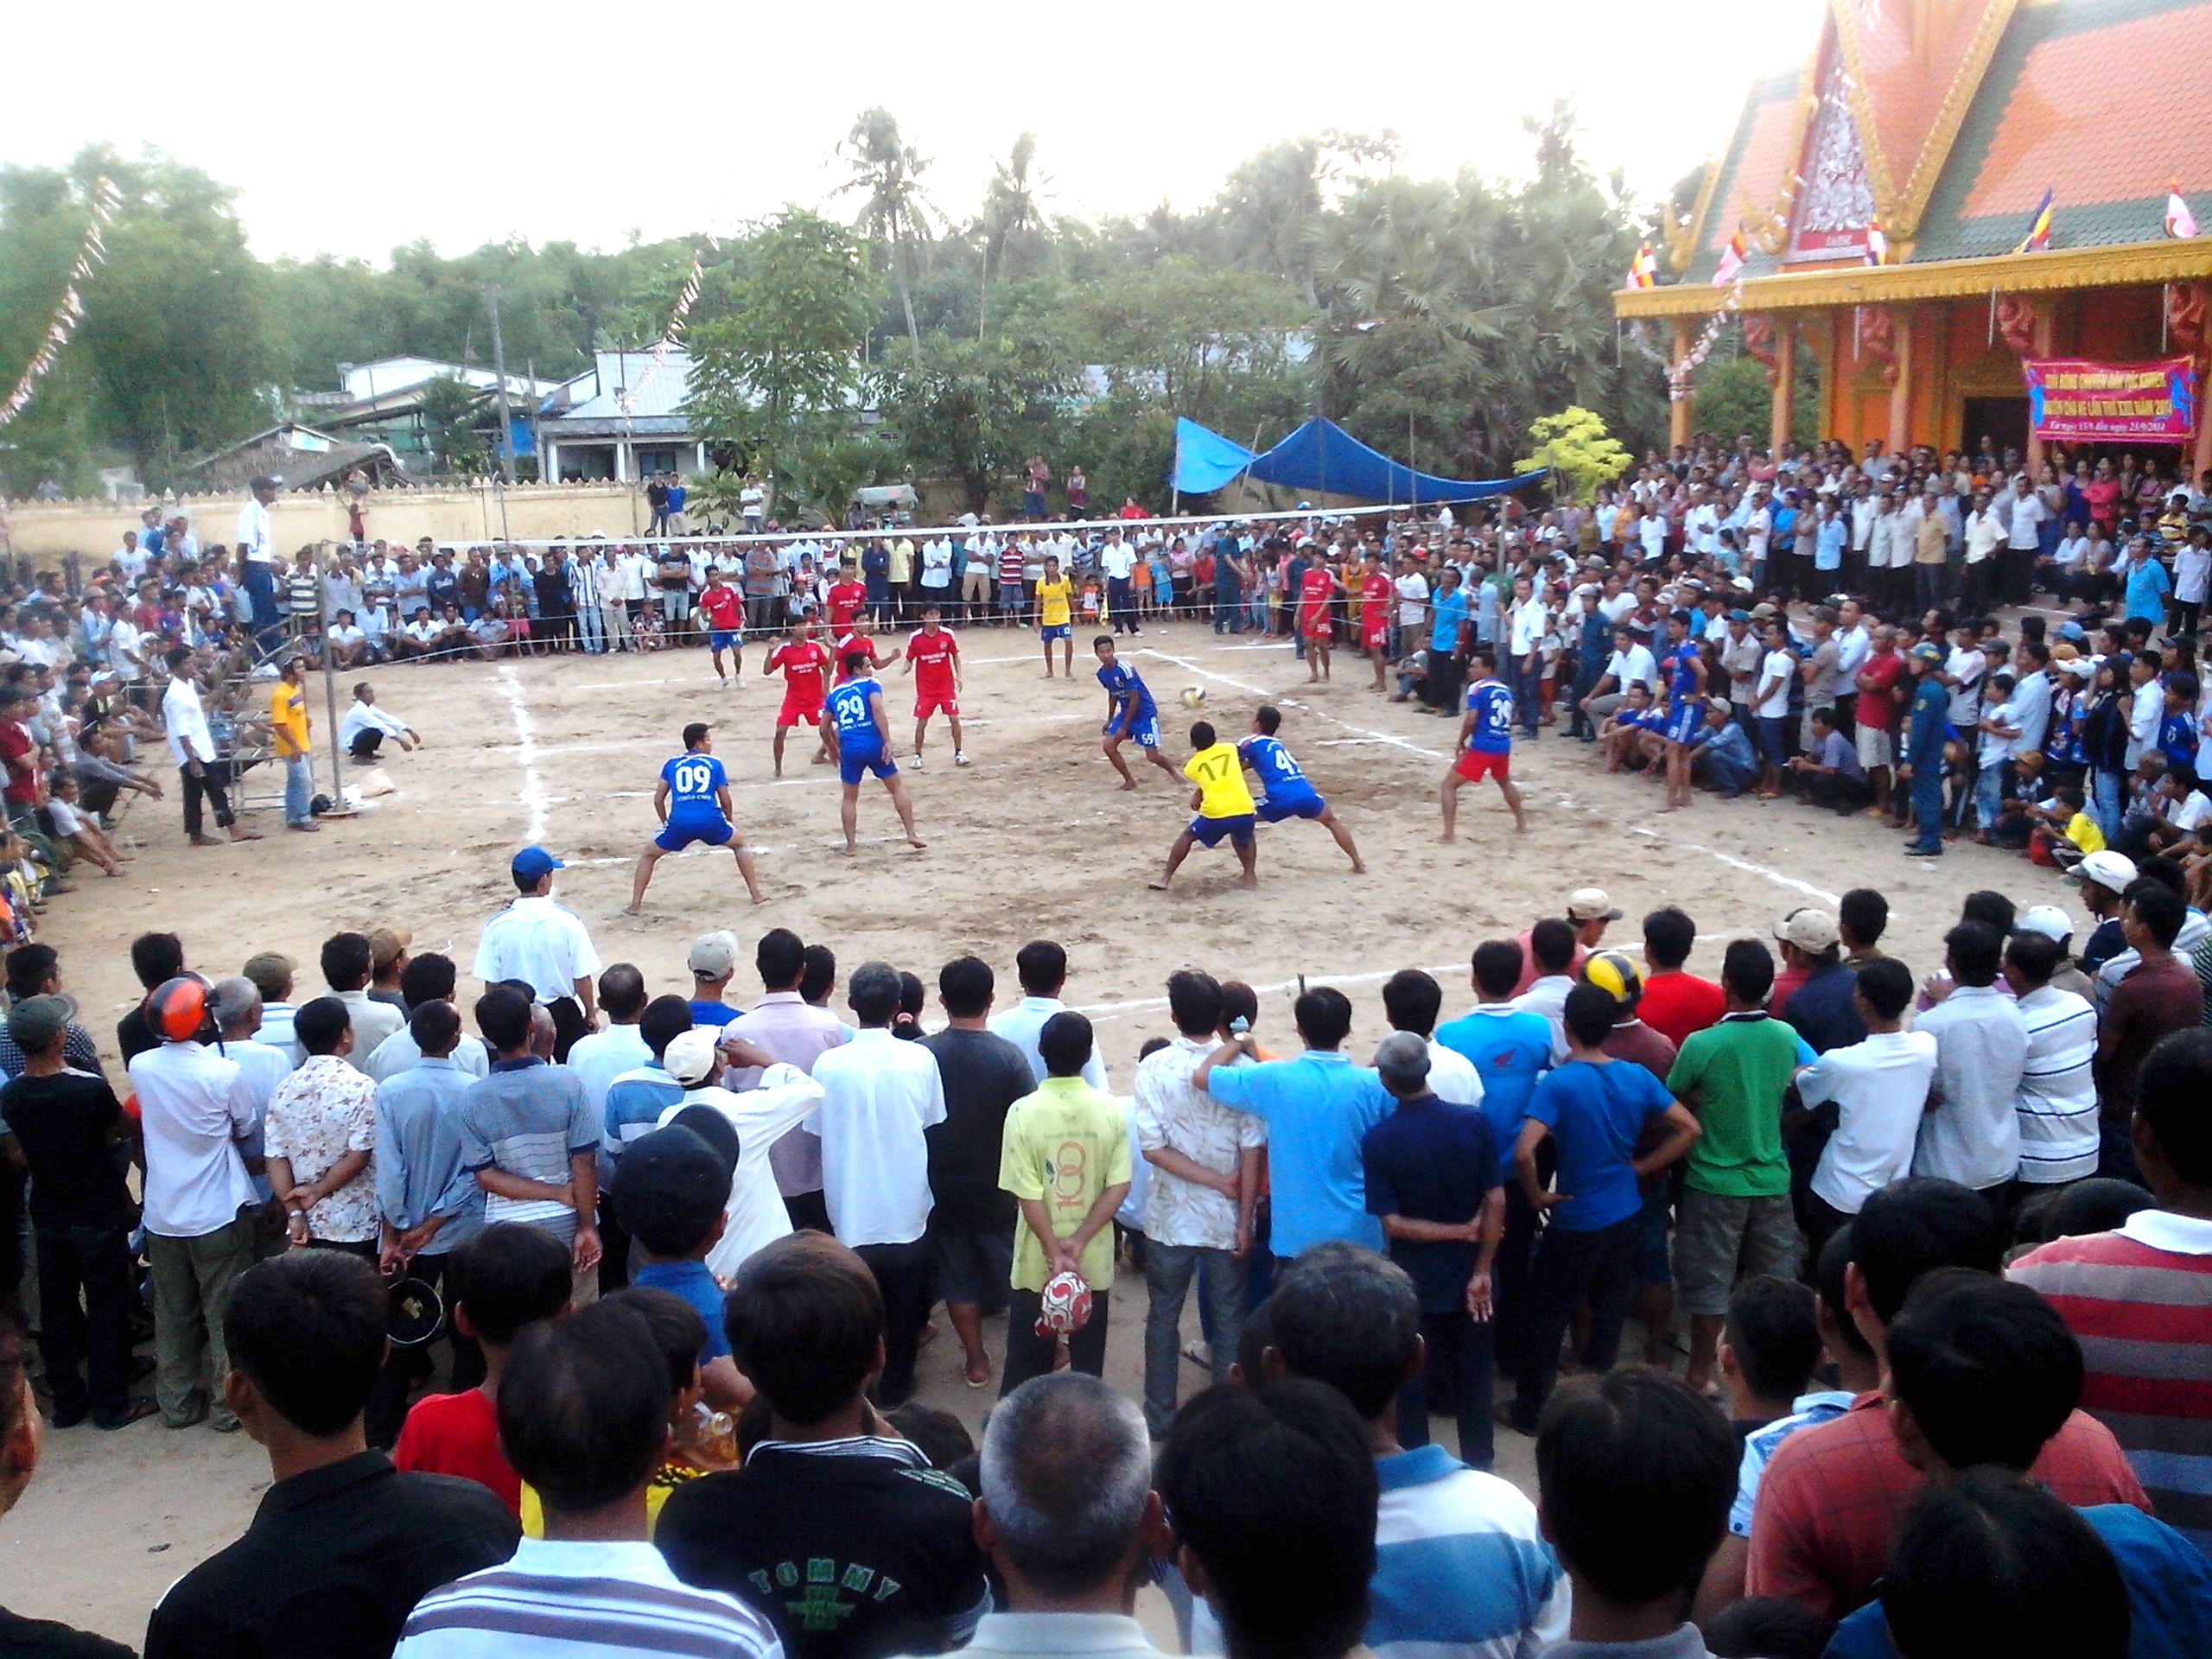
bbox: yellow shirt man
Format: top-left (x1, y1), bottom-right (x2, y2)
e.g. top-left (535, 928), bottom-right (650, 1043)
top-left (1036, 575), bottom-right (1074, 629)
top-left (1000, 1073), bottom-right (1133, 1293)
top-left (270, 679), bottom-right (310, 759)
top-left (1185, 741), bottom-right (1256, 818)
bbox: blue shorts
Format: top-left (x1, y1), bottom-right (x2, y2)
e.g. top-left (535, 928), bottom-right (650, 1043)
top-left (1256, 790), bottom-right (1325, 823)
top-left (1662, 704), bottom-right (1702, 747)
top-left (1188, 812), bottom-right (1255, 849)
top-left (1041, 623), bottom-right (1071, 642)
top-left (709, 630), bottom-right (739, 654)
top-left (839, 747), bottom-right (899, 786)
top-left (1107, 712), bottom-right (1160, 749)
top-left (656, 814), bottom-right (734, 852)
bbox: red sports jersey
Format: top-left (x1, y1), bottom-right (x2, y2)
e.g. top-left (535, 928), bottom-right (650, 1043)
top-left (906, 628), bottom-right (959, 700)
top-left (1299, 568), bottom-right (1337, 628)
top-left (826, 580), bottom-right (868, 629)
top-left (768, 639), bottom-right (831, 700)
top-left (699, 585), bottom-right (743, 631)
top-left (832, 629), bottom-right (882, 669)
top-left (1360, 571), bottom-right (1392, 622)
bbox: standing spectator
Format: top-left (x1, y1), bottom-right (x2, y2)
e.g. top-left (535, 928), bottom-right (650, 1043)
top-left (563, 963), bottom-right (652, 1117)
top-left (1794, 960), bottom-right (1937, 1260)
top-left (1363, 1033), bottom-right (1502, 1466)
top-left (0, 996), bottom-right (150, 1429)
top-left (319, 931), bottom-right (404, 1068)
top-left (145, 1253), bottom-right (518, 1659)
top-left (161, 646), bottom-right (255, 846)
top-left (118, 933), bottom-right (188, 1065)
top-left (1911, 922), bottom-right (2030, 1199)
top-left (1379, 969), bottom-right (1484, 1104)
top-left (725, 928), bottom-right (849, 1236)
top-left (804, 962), bottom-right (944, 1407)
top-left (1135, 970), bottom-right (1264, 1433)
top-left (650, 1027), bottom-right (823, 1283)
top-left (472, 845), bottom-right (602, 1060)
top-left (657, 1234), bottom-right (989, 1659)
top-left (999, 1012), bottom-right (1131, 1395)
top-left (363, 953), bottom-right (493, 1082)
top-left (130, 977), bottom-right (260, 1432)
top-left (918, 956), bottom-right (1035, 1390)
top-left (1775, 909), bottom-right (1865, 1053)
top-left (264, 998), bottom-right (379, 1255)
top-left (1637, 906), bottom-right (1726, 1047)
top-left (1667, 940), bottom-right (1805, 1396)
top-left (1510, 920), bottom-right (1580, 1058)
top-left (989, 939), bottom-right (1110, 1090)
top-left (2094, 881), bottom-right (2203, 1182)
top-left (458, 985), bottom-right (601, 1276)
top-left (270, 654), bottom-right (318, 833)
top-left (2002, 931), bottom-right (2101, 1192)
top-left (1900, 644), bottom-right (1948, 856)
top-left (0, 944), bottom-right (105, 1081)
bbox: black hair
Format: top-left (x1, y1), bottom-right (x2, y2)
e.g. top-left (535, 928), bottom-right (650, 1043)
top-left (1838, 888), bottom-right (1888, 947)
top-left (1381, 969), bottom-right (1444, 1037)
top-left (398, 951), bottom-right (458, 1007)
top-left (130, 931), bottom-right (185, 990)
top-left (1721, 937), bottom-right (1776, 1003)
top-left (2135, 854), bottom-right (2189, 898)
top-left (1039, 1010), bottom-right (1095, 1077)
top-left (1961, 889), bottom-right (2017, 936)
top-left (292, 995), bottom-right (352, 1058)
top-left (2137, 1028), bottom-right (2212, 1189)
top-left (598, 963), bottom-right (648, 1022)
top-left (1471, 939), bottom-right (1524, 999)
top-left (798, 944), bottom-right (836, 1004)
top-left (1156, 1382), bottom-right (1378, 1659)
top-left (474, 984), bottom-right (534, 1054)
top-left (1851, 1179), bottom-right (2000, 1325)
top-left (1191, 720), bottom-right (1217, 749)
top-left (938, 955), bottom-right (995, 1020)
top-left (447, 1223), bottom-right (575, 1345)
top-left (1814, 1223), bottom-right (1873, 1358)
top-left (2003, 931), bottom-right (2064, 989)
top-left (882, 1402), bottom-right (976, 1471)
top-left (1253, 704), bottom-right (1283, 735)
top-left (1266, 1242), bottom-right (1421, 1419)
top-left (499, 1300), bottom-right (671, 1515)
top-left (603, 1285), bottom-right (708, 1396)
top-left (408, 998), bottom-right (461, 1056)
top-left (1219, 979), bottom-right (1259, 1033)
top-left (1886, 1268), bottom-right (2082, 1471)
top-left (756, 927), bottom-right (805, 991)
top-left (1855, 956), bottom-right (1915, 1021)
top-left (726, 1232), bottom-right (881, 1425)
top-left (682, 721), bottom-right (709, 750)
top-left (1702, 1598), bottom-right (1834, 1659)
top-left (1536, 1369), bottom-right (1738, 1605)
top-left (224, 1251), bottom-right (388, 1437)
top-left (3, 944), bottom-right (55, 1000)
top-left (1015, 939), bottom-right (1068, 996)
top-left (1880, 1471), bottom-right (2128, 1659)
top-left (2125, 880), bottom-right (2186, 950)
top-left (894, 970), bottom-right (925, 1033)
top-left (1642, 906), bottom-right (1696, 970)
top-left (1942, 920), bottom-right (2005, 988)
top-left (1529, 917), bottom-right (1578, 976)
top-left (1166, 969), bottom-right (1224, 1039)
top-left (1292, 986), bottom-right (1353, 1051)
top-left (1561, 982), bottom-right (1618, 1050)
top-left (319, 931), bottom-right (374, 994)
top-left (1724, 1275), bottom-right (1821, 1402)
top-left (840, 648), bottom-right (873, 677)
top-left (848, 961), bottom-right (901, 1026)
top-left (634, 994), bottom-right (694, 1060)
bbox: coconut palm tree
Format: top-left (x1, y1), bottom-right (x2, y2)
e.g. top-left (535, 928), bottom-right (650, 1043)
top-left (837, 107), bottom-right (938, 356)
top-left (978, 131), bottom-right (1050, 336)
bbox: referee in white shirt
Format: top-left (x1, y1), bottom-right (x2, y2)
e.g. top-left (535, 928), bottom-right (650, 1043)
top-left (473, 846), bottom-right (602, 1060)
top-left (160, 645), bottom-right (257, 846)
top-left (235, 474), bottom-right (284, 653)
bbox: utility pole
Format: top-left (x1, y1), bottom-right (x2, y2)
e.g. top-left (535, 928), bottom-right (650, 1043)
top-left (485, 281), bottom-right (515, 483)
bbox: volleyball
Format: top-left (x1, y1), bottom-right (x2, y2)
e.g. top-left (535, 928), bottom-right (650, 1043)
top-left (1034, 1269), bottom-right (1095, 1337)
top-left (1179, 686), bottom-right (1208, 710)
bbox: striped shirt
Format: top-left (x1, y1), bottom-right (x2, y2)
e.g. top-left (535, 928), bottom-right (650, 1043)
top-left (2012, 984), bottom-right (2100, 1184)
top-left (457, 1061), bottom-right (597, 1236)
top-left (2009, 1209), bottom-right (2212, 1557)
top-left (1368, 1444), bottom-right (1570, 1659)
top-left (396, 1537), bottom-right (785, 1658)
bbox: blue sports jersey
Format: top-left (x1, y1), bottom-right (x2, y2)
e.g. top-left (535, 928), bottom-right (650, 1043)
top-left (1096, 660), bottom-right (1157, 720)
top-left (1239, 734), bottom-right (1311, 797)
top-left (826, 678), bottom-right (883, 750)
top-left (659, 751), bottom-right (728, 817)
top-left (1669, 642), bottom-right (1701, 703)
top-left (1463, 678), bottom-right (1514, 753)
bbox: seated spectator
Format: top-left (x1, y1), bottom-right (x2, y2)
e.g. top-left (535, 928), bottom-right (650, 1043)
top-left (395, 1298), bottom-right (779, 1659)
top-left (145, 1251), bottom-right (518, 1659)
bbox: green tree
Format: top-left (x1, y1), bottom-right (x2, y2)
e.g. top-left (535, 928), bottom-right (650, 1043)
top-left (838, 108), bottom-right (938, 356)
top-left (979, 131), bottom-right (1052, 336)
top-left (1516, 406), bottom-right (1630, 502)
top-left (416, 373), bottom-right (493, 475)
top-left (877, 321), bottom-right (1083, 512)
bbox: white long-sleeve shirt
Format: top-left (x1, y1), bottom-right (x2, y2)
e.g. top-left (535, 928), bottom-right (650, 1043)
top-left (161, 677), bottom-right (217, 766)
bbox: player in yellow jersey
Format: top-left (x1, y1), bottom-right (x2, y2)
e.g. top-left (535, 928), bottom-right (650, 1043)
top-left (1149, 720), bottom-right (1259, 890)
top-left (1034, 553), bottom-right (1076, 678)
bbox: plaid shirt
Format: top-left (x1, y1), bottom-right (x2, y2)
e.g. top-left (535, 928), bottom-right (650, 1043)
top-left (0, 1020), bottom-right (103, 1083)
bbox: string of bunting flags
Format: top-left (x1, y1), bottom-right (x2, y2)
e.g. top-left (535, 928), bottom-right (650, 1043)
top-left (615, 233), bottom-right (722, 417)
top-left (0, 169), bottom-right (124, 430)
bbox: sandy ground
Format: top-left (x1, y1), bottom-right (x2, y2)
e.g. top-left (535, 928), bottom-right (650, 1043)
top-left (2, 615), bottom-right (2068, 1643)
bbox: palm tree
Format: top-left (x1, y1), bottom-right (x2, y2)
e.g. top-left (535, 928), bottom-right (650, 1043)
top-left (979, 131), bottom-right (1050, 336)
top-left (836, 107), bottom-right (938, 356)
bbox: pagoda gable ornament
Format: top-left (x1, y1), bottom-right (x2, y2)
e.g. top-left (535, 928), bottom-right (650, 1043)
top-left (1788, 63), bottom-right (1876, 263)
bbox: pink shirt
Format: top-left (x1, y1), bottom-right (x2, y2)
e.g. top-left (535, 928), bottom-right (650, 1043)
top-left (725, 991), bottom-right (849, 1196)
top-left (1511, 925), bottom-right (1590, 998)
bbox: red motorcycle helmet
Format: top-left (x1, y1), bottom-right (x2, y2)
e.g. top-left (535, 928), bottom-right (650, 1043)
top-left (145, 976), bottom-right (214, 1044)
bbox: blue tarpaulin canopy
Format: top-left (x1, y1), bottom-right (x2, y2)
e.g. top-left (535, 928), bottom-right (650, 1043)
top-left (1171, 416), bottom-right (1544, 505)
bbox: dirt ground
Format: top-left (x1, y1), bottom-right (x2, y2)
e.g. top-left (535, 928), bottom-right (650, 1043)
top-left (1, 615), bottom-right (2070, 1643)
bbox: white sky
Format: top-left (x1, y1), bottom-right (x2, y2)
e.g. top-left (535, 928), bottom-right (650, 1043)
top-left (10, 0), bottom-right (1828, 264)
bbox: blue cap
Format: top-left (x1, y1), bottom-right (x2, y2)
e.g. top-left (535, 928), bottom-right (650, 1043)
top-left (512, 845), bottom-right (564, 881)
top-left (2057, 620), bottom-right (2087, 642)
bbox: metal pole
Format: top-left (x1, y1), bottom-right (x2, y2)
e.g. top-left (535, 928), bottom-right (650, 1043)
top-left (318, 585), bottom-right (355, 817)
top-left (486, 282), bottom-right (515, 483)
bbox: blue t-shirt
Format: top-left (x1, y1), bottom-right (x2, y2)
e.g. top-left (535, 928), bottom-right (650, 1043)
top-left (1463, 679), bottom-right (1515, 753)
top-left (826, 677), bottom-right (883, 753)
top-left (659, 751), bottom-right (728, 821)
top-left (1435, 1007), bottom-right (1553, 1182)
top-left (1430, 588), bottom-right (1469, 652)
top-left (1205, 1051), bottom-right (1392, 1256)
top-left (1239, 734), bottom-right (1315, 802)
top-left (2158, 709), bottom-right (2198, 768)
top-left (630, 1259), bottom-right (732, 1361)
top-left (2126, 556), bottom-right (2171, 622)
top-left (1524, 1058), bottom-right (1674, 1232)
top-left (1362, 1096), bottom-right (1498, 1313)
top-left (1096, 661), bottom-right (1156, 722)
top-left (1816, 515), bottom-right (1847, 570)
top-left (688, 1001), bottom-right (740, 1029)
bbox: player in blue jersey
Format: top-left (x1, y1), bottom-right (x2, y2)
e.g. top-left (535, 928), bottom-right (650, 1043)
top-left (1239, 704), bottom-right (1364, 872)
top-left (1093, 635), bottom-right (1179, 790)
top-left (823, 647), bottom-right (925, 857)
top-left (1440, 647), bottom-right (1528, 841)
top-left (626, 721), bottom-right (766, 913)
top-left (1657, 608), bottom-right (1709, 814)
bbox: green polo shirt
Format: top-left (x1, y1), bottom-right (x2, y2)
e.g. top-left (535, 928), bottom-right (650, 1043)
top-left (1666, 1011), bottom-right (1798, 1198)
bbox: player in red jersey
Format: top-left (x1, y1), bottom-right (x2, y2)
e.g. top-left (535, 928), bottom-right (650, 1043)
top-left (697, 566), bottom-right (746, 687)
top-left (900, 604), bottom-right (969, 769)
top-left (1358, 548), bottom-right (1395, 691)
top-left (1298, 555), bottom-right (1341, 683)
top-left (766, 617), bottom-right (833, 777)
top-left (824, 558), bottom-right (868, 636)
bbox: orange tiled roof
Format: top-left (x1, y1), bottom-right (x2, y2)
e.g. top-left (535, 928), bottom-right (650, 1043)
top-left (1839, 0), bottom-right (2014, 219)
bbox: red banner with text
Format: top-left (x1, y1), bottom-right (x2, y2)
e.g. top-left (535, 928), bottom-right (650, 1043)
top-left (2024, 357), bottom-right (2199, 443)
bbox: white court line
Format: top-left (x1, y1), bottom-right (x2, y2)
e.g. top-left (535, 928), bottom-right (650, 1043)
top-left (1136, 648), bottom-right (1450, 762)
top-left (493, 666), bottom-right (550, 842)
top-left (1628, 825), bottom-right (1841, 906)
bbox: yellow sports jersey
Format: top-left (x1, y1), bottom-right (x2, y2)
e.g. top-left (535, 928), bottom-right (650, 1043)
top-left (1185, 742), bottom-right (1257, 818)
top-left (1037, 576), bottom-right (1073, 626)
top-left (2064, 810), bottom-right (2107, 855)
top-left (269, 682), bottom-right (310, 758)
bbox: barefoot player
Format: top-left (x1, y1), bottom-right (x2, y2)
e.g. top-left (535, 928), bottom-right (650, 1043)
top-left (1239, 705), bottom-right (1364, 873)
top-left (900, 604), bottom-right (969, 768)
top-left (766, 617), bottom-right (832, 778)
top-left (1298, 552), bottom-right (1340, 683)
top-left (1150, 719), bottom-right (1258, 891)
top-left (698, 566), bottom-right (746, 688)
top-left (823, 647), bottom-right (925, 856)
top-left (627, 721), bottom-right (766, 913)
top-left (1094, 635), bottom-right (1178, 790)
top-left (1359, 548), bottom-right (1394, 691)
top-left (1036, 554), bottom-right (1076, 678)
top-left (1440, 647), bottom-right (1527, 840)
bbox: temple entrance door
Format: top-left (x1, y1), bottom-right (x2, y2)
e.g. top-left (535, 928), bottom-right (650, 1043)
top-left (1961, 397), bottom-right (2030, 462)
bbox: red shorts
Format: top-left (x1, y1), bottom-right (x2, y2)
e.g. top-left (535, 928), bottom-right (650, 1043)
top-left (1362, 617), bottom-right (1389, 651)
top-left (777, 697), bottom-right (823, 729)
top-left (915, 695), bottom-right (958, 721)
top-left (1301, 614), bottom-right (1332, 641)
top-left (1454, 748), bottom-right (1510, 783)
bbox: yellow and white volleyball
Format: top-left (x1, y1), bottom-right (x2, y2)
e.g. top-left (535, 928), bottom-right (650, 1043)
top-left (1179, 686), bottom-right (1209, 711)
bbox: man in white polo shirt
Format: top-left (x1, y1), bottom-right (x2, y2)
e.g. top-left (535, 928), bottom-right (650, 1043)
top-left (234, 474), bottom-right (284, 652)
top-left (472, 846), bottom-right (602, 1061)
